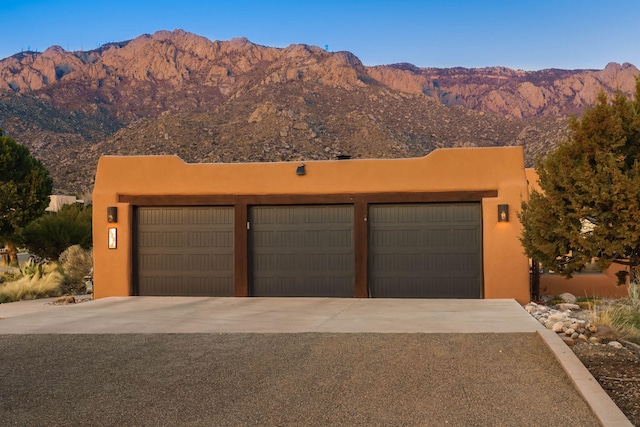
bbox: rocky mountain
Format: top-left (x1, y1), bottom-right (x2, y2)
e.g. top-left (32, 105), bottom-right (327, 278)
top-left (369, 62), bottom-right (639, 118)
top-left (0, 29), bottom-right (637, 194)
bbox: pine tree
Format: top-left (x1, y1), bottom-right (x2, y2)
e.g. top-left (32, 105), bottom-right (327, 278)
top-left (520, 78), bottom-right (640, 284)
top-left (0, 128), bottom-right (53, 265)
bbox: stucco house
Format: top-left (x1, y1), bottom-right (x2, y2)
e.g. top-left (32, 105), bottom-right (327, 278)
top-left (92, 146), bottom-right (536, 303)
top-left (92, 146), bottom-right (629, 302)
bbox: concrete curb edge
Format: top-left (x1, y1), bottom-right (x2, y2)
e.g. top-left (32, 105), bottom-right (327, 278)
top-left (538, 328), bottom-right (633, 426)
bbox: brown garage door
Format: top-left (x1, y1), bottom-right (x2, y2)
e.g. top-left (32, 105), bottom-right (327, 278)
top-left (250, 205), bottom-right (354, 297)
top-left (369, 203), bottom-right (482, 298)
top-left (135, 207), bottom-right (234, 296)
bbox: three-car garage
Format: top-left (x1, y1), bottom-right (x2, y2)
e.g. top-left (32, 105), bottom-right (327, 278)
top-left (93, 149), bottom-right (531, 303)
top-left (134, 202), bottom-right (483, 299)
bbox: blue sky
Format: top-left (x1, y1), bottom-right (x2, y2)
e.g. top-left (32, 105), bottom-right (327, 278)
top-left (0, 0), bottom-right (638, 71)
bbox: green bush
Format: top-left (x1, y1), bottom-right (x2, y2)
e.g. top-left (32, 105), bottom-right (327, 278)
top-left (21, 203), bottom-right (92, 260)
top-left (547, 296), bottom-right (565, 306)
top-left (58, 245), bottom-right (93, 294)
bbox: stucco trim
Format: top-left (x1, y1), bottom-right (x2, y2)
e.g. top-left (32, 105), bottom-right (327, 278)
top-left (119, 190), bottom-right (499, 206)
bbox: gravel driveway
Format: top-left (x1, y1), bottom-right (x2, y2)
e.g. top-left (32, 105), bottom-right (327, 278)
top-left (1, 333), bottom-right (601, 426)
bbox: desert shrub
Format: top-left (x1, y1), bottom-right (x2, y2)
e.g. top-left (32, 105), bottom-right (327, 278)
top-left (21, 203), bottom-right (92, 261)
top-left (547, 296), bottom-right (564, 306)
top-left (576, 296), bottom-right (604, 310)
top-left (577, 300), bottom-right (603, 310)
top-left (58, 245), bottom-right (93, 294)
top-left (0, 269), bottom-right (20, 284)
top-left (595, 303), bottom-right (640, 344)
top-left (0, 261), bottom-right (62, 302)
top-left (592, 286), bottom-right (640, 343)
top-left (19, 258), bottom-right (47, 277)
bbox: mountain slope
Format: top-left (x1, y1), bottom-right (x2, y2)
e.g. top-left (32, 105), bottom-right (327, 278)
top-left (0, 30), bottom-right (636, 193)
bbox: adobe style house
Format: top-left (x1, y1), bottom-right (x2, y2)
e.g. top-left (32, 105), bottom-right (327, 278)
top-left (92, 146), bottom-right (532, 303)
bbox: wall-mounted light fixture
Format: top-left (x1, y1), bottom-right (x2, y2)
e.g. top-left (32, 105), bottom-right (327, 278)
top-left (108, 227), bottom-right (117, 249)
top-left (107, 206), bottom-right (118, 223)
top-left (296, 164), bottom-right (306, 176)
top-left (498, 204), bottom-right (509, 222)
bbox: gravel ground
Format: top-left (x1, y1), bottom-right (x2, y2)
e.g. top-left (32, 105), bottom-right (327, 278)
top-left (573, 341), bottom-right (640, 426)
top-left (0, 333), bottom-right (601, 426)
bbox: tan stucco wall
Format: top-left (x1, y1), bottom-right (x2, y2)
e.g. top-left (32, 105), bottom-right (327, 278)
top-left (93, 147), bottom-right (531, 303)
top-left (525, 168), bottom-right (630, 298)
top-left (541, 270), bottom-right (629, 299)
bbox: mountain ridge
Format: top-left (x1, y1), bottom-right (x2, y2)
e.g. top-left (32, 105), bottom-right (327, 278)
top-left (0, 29), bottom-right (637, 194)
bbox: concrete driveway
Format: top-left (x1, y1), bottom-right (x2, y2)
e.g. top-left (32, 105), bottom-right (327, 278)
top-left (0, 297), bottom-right (632, 426)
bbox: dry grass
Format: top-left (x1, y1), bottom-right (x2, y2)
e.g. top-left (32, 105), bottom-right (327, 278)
top-left (0, 262), bottom-right (63, 303)
top-left (59, 245), bottom-right (93, 294)
top-left (576, 296), bottom-right (604, 310)
top-left (595, 305), bottom-right (640, 343)
top-left (592, 283), bottom-right (640, 344)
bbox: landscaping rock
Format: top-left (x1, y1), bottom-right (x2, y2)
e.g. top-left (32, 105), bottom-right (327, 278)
top-left (54, 295), bottom-right (76, 304)
top-left (548, 312), bottom-right (564, 322)
top-left (608, 341), bottom-right (623, 349)
top-left (593, 326), bottom-right (617, 341)
top-left (559, 293), bottom-right (577, 304)
top-left (556, 303), bottom-right (580, 312)
top-left (524, 301), bottom-right (612, 348)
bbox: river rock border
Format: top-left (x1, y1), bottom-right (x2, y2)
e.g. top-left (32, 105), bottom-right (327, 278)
top-left (525, 297), bottom-right (622, 348)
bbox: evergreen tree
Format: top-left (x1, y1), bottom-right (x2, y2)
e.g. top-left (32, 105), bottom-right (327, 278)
top-left (22, 203), bottom-right (92, 261)
top-left (0, 128), bottom-right (53, 265)
top-left (520, 78), bottom-right (640, 284)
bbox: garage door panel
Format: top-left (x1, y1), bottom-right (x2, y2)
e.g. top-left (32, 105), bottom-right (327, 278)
top-left (372, 276), bottom-right (478, 299)
top-left (136, 207), bottom-right (234, 296)
top-left (161, 209), bottom-right (183, 224)
top-left (188, 230), bottom-right (233, 247)
top-left (252, 277), bottom-right (353, 297)
top-left (303, 229), bottom-right (352, 247)
top-left (451, 227), bottom-right (480, 246)
top-left (370, 203), bottom-right (482, 298)
top-left (139, 276), bottom-right (233, 296)
top-left (138, 231), bottom-right (183, 247)
top-left (188, 207), bottom-right (233, 224)
top-left (274, 253), bottom-right (300, 270)
top-left (250, 205), bottom-right (354, 297)
top-left (187, 253), bottom-right (233, 270)
top-left (139, 254), bottom-right (162, 270)
top-left (138, 277), bottom-right (182, 296)
top-left (252, 231), bottom-right (275, 247)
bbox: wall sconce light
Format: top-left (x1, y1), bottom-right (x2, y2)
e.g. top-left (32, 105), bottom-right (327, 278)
top-left (107, 206), bottom-right (118, 223)
top-left (108, 228), bottom-right (117, 249)
top-left (296, 164), bottom-right (306, 176)
top-left (498, 204), bottom-right (509, 222)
